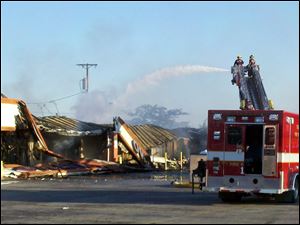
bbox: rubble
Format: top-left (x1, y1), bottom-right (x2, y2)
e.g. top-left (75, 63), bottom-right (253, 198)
top-left (1, 97), bottom-right (63, 168)
top-left (113, 117), bottom-right (184, 170)
top-left (1, 158), bottom-right (156, 180)
top-left (1, 97), bottom-right (187, 181)
top-left (2, 160), bottom-right (109, 179)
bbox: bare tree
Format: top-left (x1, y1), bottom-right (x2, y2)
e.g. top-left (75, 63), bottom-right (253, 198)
top-left (127, 104), bottom-right (189, 129)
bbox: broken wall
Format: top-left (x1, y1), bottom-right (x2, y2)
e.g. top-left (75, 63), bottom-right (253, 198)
top-left (1, 98), bottom-right (57, 166)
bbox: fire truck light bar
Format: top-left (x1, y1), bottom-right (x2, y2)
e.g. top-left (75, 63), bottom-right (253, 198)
top-left (213, 113), bottom-right (222, 120)
top-left (269, 114), bottom-right (279, 121)
top-left (255, 116), bottom-right (264, 123)
top-left (227, 116), bottom-right (236, 122)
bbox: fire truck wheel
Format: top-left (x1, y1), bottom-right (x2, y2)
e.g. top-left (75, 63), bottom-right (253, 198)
top-left (219, 192), bottom-right (242, 203)
top-left (275, 179), bottom-right (299, 203)
top-left (292, 178), bottom-right (299, 203)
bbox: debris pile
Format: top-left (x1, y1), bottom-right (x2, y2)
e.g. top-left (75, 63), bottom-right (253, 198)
top-left (2, 159), bottom-right (125, 179)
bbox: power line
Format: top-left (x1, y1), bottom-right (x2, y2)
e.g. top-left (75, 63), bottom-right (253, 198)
top-left (49, 101), bottom-right (60, 115)
top-left (43, 104), bottom-right (53, 115)
top-left (48, 92), bottom-right (83, 103)
top-left (27, 92), bottom-right (83, 105)
top-left (27, 63), bottom-right (98, 116)
top-left (27, 91), bottom-right (83, 116)
top-left (38, 104), bottom-right (45, 116)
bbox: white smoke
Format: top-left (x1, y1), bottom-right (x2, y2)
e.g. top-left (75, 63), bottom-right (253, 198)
top-left (72, 65), bottom-right (229, 123)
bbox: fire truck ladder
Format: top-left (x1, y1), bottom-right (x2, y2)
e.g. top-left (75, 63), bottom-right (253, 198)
top-left (245, 66), bottom-right (271, 110)
top-left (231, 65), bottom-right (272, 110)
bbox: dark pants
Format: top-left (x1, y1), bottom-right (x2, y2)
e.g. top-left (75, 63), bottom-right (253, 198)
top-left (192, 171), bottom-right (205, 191)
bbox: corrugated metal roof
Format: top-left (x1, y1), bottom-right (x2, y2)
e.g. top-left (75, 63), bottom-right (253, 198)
top-left (34, 116), bottom-right (113, 136)
top-left (127, 124), bottom-right (177, 150)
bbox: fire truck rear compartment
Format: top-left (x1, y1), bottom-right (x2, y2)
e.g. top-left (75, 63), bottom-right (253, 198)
top-left (244, 125), bottom-right (263, 175)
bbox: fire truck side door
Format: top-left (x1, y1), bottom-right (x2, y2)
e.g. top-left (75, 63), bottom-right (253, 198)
top-left (262, 125), bottom-right (278, 177)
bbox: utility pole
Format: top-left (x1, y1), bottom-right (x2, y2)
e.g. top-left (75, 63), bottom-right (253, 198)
top-left (77, 63), bottom-right (97, 92)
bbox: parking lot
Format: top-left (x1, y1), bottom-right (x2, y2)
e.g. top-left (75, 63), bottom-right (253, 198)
top-left (1, 173), bottom-right (299, 224)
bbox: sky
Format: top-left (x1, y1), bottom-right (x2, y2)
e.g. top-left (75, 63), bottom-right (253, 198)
top-left (1, 1), bottom-right (299, 127)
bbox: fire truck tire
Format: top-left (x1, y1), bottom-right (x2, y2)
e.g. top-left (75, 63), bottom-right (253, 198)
top-left (219, 192), bottom-right (242, 202)
top-left (291, 178), bottom-right (299, 203)
top-left (275, 179), bottom-right (298, 203)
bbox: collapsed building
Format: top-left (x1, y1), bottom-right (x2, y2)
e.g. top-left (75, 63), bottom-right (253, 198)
top-left (113, 117), bottom-right (181, 169)
top-left (1, 97), bottom-right (62, 167)
top-left (1, 96), bottom-right (120, 179)
top-left (34, 116), bottom-right (113, 161)
top-left (1, 94), bottom-right (183, 178)
top-left (34, 116), bottom-right (181, 170)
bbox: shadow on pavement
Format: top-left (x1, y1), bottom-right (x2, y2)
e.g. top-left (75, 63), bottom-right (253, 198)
top-left (2, 188), bottom-right (296, 206)
top-left (1, 189), bottom-right (218, 206)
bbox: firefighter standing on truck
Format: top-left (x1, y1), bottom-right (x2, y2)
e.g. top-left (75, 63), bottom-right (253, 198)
top-left (234, 55), bottom-right (244, 66)
top-left (231, 56), bottom-right (247, 109)
top-left (247, 55), bottom-right (259, 77)
top-left (232, 55), bottom-right (244, 85)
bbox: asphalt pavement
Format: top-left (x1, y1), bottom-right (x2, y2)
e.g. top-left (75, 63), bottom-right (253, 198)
top-left (1, 172), bottom-right (299, 224)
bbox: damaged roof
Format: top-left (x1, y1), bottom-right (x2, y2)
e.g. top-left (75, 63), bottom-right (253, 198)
top-left (35, 116), bottom-right (113, 136)
top-left (127, 124), bottom-right (177, 150)
top-left (1, 97), bottom-right (63, 159)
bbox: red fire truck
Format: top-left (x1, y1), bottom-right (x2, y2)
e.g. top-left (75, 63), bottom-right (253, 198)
top-left (206, 110), bottom-right (299, 202)
top-left (206, 64), bottom-right (299, 202)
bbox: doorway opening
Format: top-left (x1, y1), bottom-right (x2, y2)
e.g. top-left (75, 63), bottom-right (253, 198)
top-left (244, 125), bottom-right (263, 174)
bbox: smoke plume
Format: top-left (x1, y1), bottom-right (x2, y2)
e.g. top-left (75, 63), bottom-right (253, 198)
top-left (73, 65), bottom-right (229, 123)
